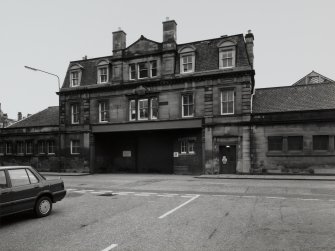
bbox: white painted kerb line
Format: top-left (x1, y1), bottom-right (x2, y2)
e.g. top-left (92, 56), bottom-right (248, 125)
top-left (101, 243), bottom-right (118, 251)
top-left (158, 195), bottom-right (200, 219)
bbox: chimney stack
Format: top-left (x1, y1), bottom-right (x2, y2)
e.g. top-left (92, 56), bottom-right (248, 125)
top-left (18, 112), bottom-right (22, 121)
top-left (245, 30), bottom-right (254, 68)
top-left (113, 28), bottom-right (126, 56)
top-left (163, 18), bottom-right (177, 44)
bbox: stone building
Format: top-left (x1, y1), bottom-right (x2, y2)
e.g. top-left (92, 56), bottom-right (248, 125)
top-left (58, 19), bottom-right (255, 174)
top-left (251, 72), bottom-right (335, 174)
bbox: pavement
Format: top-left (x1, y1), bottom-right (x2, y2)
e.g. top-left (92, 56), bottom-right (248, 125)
top-left (41, 172), bottom-right (335, 181)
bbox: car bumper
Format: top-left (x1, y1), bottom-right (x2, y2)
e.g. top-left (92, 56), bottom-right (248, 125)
top-left (53, 190), bottom-right (66, 202)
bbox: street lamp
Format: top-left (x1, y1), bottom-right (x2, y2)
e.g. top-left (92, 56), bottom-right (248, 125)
top-left (24, 66), bottom-right (61, 91)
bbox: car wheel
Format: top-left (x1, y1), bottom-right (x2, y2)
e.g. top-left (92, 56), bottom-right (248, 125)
top-left (35, 196), bottom-right (52, 217)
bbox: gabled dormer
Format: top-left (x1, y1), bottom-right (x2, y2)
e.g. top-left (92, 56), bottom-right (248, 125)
top-left (124, 35), bottom-right (162, 58)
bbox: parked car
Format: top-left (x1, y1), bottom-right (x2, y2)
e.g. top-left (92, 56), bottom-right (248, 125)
top-left (0, 166), bottom-right (66, 218)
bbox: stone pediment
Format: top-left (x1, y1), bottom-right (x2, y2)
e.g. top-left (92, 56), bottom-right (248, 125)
top-left (125, 35), bottom-right (161, 56)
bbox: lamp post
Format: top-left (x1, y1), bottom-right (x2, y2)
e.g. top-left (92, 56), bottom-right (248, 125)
top-left (24, 66), bottom-right (60, 91)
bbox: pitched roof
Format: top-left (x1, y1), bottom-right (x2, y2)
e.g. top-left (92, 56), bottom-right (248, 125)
top-left (8, 106), bottom-right (59, 128)
top-left (252, 82), bottom-right (335, 114)
top-left (292, 71), bottom-right (334, 86)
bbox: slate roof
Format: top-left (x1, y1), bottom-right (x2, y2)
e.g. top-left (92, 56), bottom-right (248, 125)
top-left (252, 82), bottom-right (335, 114)
top-left (8, 106), bottom-right (59, 128)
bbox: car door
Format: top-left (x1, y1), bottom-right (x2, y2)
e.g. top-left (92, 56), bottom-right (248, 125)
top-left (0, 170), bottom-right (12, 216)
top-left (7, 168), bottom-right (42, 213)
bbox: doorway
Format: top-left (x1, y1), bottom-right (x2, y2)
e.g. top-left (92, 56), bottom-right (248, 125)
top-left (219, 145), bottom-right (237, 174)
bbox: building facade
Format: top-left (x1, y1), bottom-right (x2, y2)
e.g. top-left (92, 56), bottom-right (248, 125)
top-left (57, 20), bottom-right (255, 174)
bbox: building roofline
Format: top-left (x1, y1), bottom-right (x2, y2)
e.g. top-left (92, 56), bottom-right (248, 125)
top-left (255, 81), bottom-right (335, 92)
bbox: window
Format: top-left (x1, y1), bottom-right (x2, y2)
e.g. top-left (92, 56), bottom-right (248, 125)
top-left (138, 99), bottom-right (149, 120)
top-left (99, 101), bottom-right (109, 122)
top-left (0, 142), bottom-right (5, 155)
top-left (26, 141), bottom-right (33, 154)
top-left (6, 142), bottom-right (12, 154)
top-left (180, 139), bottom-right (196, 154)
top-left (182, 94), bottom-right (194, 118)
top-left (26, 169), bottom-right (38, 184)
top-left (71, 71), bottom-right (80, 87)
top-left (17, 141), bottom-right (24, 154)
top-left (181, 55), bottom-right (194, 73)
top-left (313, 135), bottom-right (329, 151)
top-left (138, 62), bottom-right (148, 79)
top-left (47, 140), bottom-right (55, 154)
top-left (150, 98), bottom-right (158, 119)
top-left (71, 140), bottom-right (80, 155)
top-left (150, 61), bottom-right (157, 77)
top-left (129, 64), bottom-right (136, 80)
top-left (0, 170), bottom-right (8, 188)
top-left (129, 100), bottom-right (136, 121)
top-left (181, 140), bottom-right (187, 154)
top-left (71, 104), bottom-right (79, 124)
top-left (268, 136), bottom-right (283, 151)
top-left (179, 46), bottom-right (196, 74)
top-left (98, 67), bottom-right (108, 84)
top-left (220, 49), bottom-right (235, 68)
top-left (218, 40), bottom-right (236, 69)
top-left (38, 141), bottom-right (45, 154)
top-left (288, 136), bottom-right (303, 151)
top-left (221, 90), bottom-right (234, 115)
top-left (8, 169), bottom-right (30, 187)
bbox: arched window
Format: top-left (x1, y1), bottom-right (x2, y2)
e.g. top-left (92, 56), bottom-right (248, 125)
top-left (217, 40), bottom-right (236, 69)
top-left (178, 45), bottom-right (196, 74)
top-left (69, 64), bottom-right (83, 87)
top-left (97, 60), bottom-right (109, 84)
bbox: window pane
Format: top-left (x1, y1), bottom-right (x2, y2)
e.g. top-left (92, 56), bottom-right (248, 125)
top-left (138, 62), bottom-right (148, 78)
top-left (27, 169), bottom-right (38, 184)
top-left (313, 135), bottom-right (329, 151)
top-left (182, 94), bottom-right (194, 117)
top-left (268, 136), bottom-right (283, 151)
top-left (288, 136), bottom-right (303, 151)
top-left (138, 99), bottom-right (148, 119)
top-left (151, 98), bottom-right (158, 119)
top-left (0, 170), bottom-right (8, 188)
top-left (8, 169), bottom-right (30, 187)
top-left (221, 90), bottom-right (234, 114)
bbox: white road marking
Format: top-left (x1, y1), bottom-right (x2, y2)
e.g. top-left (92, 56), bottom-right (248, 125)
top-left (67, 188), bottom-right (77, 191)
top-left (91, 191), bottom-right (113, 194)
top-left (240, 195), bottom-right (257, 198)
top-left (265, 196), bottom-right (286, 200)
top-left (158, 195), bottom-right (200, 219)
top-left (134, 194), bottom-right (151, 196)
top-left (181, 195), bottom-right (195, 198)
top-left (72, 190), bottom-right (94, 193)
top-left (101, 243), bottom-right (118, 251)
top-left (157, 195), bottom-right (175, 197)
top-left (299, 198), bottom-right (320, 201)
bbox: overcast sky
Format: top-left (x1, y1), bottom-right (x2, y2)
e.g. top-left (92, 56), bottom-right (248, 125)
top-left (1, 0), bottom-right (334, 119)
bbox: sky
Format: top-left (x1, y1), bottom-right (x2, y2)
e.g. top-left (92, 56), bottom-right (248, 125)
top-left (0, 0), bottom-right (334, 119)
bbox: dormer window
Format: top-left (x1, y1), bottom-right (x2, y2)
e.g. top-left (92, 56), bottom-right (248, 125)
top-left (178, 45), bottom-right (196, 74)
top-left (97, 60), bottom-right (109, 84)
top-left (69, 64), bottom-right (83, 87)
top-left (218, 40), bottom-right (236, 69)
top-left (71, 71), bottom-right (79, 87)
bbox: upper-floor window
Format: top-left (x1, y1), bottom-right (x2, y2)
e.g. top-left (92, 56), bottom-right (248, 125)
top-left (288, 136), bottom-right (303, 151)
top-left (99, 101), bottom-right (109, 123)
top-left (150, 61), bottom-right (157, 77)
top-left (178, 46), bottom-right (196, 74)
top-left (138, 62), bottom-right (148, 79)
top-left (97, 60), bottom-right (109, 84)
top-left (221, 89), bottom-right (234, 115)
top-left (313, 135), bottom-right (329, 151)
top-left (129, 97), bottom-right (158, 121)
top-left (69, 64), bottom-right (83, 87)
top-left (218, 40), bottom-right (236, 69)
top-left (71, 104), bottom-right (79, 124)
top-left (129, 64), bottom-right (136, 80)
top-left (182, 94), bottom-right (194, 118)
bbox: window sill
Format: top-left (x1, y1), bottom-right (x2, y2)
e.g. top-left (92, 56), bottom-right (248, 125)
top-left (182, 116), bottom-right (194, 119)
top-left (179, 152), bottom-right (196, 156)
top-left (71, 153), bottom-right (80, 155)
top-left (48, 153), bottom-right (56, 155)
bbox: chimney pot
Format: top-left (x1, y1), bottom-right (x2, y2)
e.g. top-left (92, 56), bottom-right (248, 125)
top-left (18, 112), bottom-right (22, 121)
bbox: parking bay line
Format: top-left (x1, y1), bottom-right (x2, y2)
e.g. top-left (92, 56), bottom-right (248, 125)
top-left (158, 195), bottom-right (200, 219)
top-left (101, 243), bottom-right (118, 251)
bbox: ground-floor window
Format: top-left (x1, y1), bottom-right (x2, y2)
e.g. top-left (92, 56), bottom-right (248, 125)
top-left (71, 140), bottom-right (80, 155)
top-left (6, 142), bottom-right (12, 154)
top-left (17, 141), bottom-right (24, 154)
top-left (180, 138), bottom-right (196, 155)
top-left (287, 136), bottom-right (303, 151)
top-left (0, 142), bottom-right (5, 155)
top-left (26, 141), bottom-right (33, 154)
top-left (313, 135), bottom-right (329, 151)
top-left (268, 136), bottom-right (283, 151)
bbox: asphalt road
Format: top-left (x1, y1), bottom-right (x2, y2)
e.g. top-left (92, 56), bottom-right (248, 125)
top-left (1, 174), bottom-right (335, 251)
